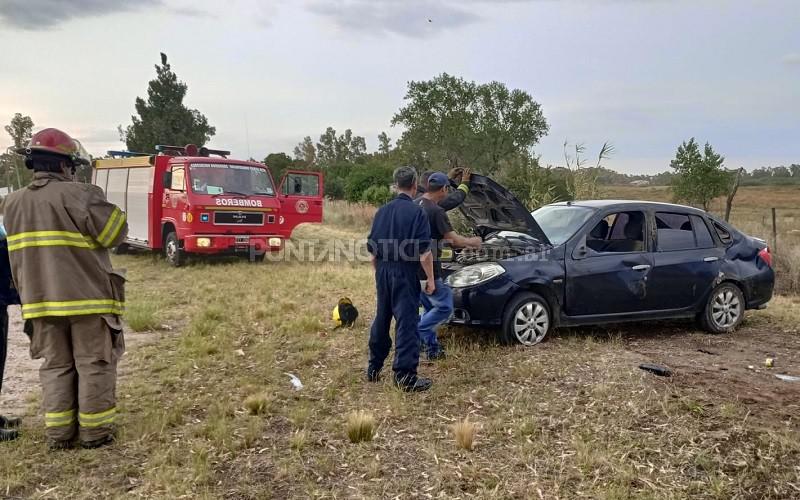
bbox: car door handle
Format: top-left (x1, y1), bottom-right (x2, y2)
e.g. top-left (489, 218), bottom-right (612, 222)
top-left (632, 264), bottom-right (651, 271)
top-left (703, 256), bottom-right (719, 262)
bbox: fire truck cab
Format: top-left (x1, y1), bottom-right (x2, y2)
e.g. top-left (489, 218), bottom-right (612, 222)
top-left (92, 144), bottom-right (323, 266)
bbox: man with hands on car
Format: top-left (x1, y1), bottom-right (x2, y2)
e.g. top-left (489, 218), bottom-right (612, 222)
top-left (416, 172), bottom-right (482, 360)
top-left (417, 167), bottom-right (472, 211)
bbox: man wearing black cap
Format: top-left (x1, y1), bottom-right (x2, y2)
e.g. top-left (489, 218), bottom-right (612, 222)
top-left (416, 172), bottom-right (481, 359)
top-left (417, 167), bottom-right (471, 211)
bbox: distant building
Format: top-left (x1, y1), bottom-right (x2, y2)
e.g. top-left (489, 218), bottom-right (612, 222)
top-left (629, 180), bottom-right (651, 187)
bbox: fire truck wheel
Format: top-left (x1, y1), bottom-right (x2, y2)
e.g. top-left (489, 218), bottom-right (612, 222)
top-left (250, 252), bottom-right (266, 263)
top-left (164, 232), bottom-right (185, 267)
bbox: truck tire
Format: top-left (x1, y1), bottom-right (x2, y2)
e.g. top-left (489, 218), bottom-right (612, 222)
top-left (700, 282), bottom-right (745, 334)
top-left (501, 292), bottom-right (551, 346)
top-left (112, 243), bottom-right (129, 255)
top-left (164, 232), bottom-right (185, 267)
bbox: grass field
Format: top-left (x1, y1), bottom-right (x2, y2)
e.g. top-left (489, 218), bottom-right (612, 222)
top-left (1, 189), bottom-right (799, 499)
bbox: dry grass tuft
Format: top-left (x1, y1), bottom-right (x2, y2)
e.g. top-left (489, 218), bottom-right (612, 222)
top-left (453, 417), bottom-right (477, 451)
top-left (346, 410), bottom-right (376, 443)
top-left (244, 394), bottom-right (270, 415)
top-left (289, 429), bottom-right (308, 451)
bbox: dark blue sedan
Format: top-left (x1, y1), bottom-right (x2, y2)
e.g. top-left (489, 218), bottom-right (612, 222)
top-left (445, 176), bottom-right (775, 346)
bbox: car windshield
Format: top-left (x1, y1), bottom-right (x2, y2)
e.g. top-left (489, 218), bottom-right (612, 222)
top-left (189, 163), bottom-right (275, 196)
top-left (532, 205), bottom-right (596, 245)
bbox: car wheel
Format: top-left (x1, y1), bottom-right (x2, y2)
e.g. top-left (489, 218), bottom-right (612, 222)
top-left (164, 232), bottom-right (185, 267)
top-left (701, 282), bottom-right (745, 334)
top-left (502, 292), bottom-right (551, 346)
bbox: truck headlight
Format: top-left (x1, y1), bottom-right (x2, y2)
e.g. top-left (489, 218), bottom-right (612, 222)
top-left (446, 263), bottom-right (505, 288)
top-left (268, 237), bottom-right (282, 247)
top-left (197, 237), bottom-right (212, 248)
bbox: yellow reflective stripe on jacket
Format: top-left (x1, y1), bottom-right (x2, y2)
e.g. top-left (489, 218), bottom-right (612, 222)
top-left (7, 230), bottom-right (98, 252)
top-left (21, 299), bottom-right (125, 319)
top-left (79, 407), bottom-right (116, 428)
top-left (97, 207), bottom-right (126, 247)
top-left (8, 230), bottom-right (87, 242)
top-left (457, 183), bottom-right (469, 194)
top-left (45, 409), bottom-right (77, 428)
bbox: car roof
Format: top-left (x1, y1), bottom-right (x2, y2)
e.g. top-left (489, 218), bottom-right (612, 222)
top-left (548, 199), bottom-right (709, 215)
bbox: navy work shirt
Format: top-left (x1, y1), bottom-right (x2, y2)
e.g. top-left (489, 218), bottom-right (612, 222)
top-left (416, 197), bottom-right (453, 280)
top-left (367, 193), bottom-right (431, 266)
top-left (0, 226), bottom-right (20, 306)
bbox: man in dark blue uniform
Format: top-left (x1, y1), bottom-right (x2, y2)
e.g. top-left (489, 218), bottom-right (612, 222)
top-left (0, 224), bottom-right (22, 441)
top-left (366, 166), bottom-right (436, 392)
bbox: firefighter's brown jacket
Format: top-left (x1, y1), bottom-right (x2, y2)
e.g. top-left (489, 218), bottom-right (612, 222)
top-left (4, 172), bottom-right (128, 320)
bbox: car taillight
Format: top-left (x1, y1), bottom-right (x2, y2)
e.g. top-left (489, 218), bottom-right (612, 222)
top-left (758, 247), bottom-right (772, 267)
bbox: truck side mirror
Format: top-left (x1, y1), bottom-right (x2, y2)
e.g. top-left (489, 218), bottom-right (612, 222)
top-left (163, 171), bottom-right (172, 189)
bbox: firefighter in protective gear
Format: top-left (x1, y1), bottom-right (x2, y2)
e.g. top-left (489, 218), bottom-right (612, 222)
top-left (4, 128), bottom-right (128, 450)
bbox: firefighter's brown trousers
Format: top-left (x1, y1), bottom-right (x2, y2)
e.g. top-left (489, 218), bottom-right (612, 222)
top-left (29, 314), bottom-right (125, 442)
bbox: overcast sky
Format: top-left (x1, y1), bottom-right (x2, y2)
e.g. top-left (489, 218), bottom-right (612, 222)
top-left (0, 0), bottom-right (797, 173)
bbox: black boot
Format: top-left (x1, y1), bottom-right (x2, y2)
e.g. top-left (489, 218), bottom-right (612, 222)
top-left (47, 439), bottom-right (74, 451)
top-left (0, 428), bottom-right (19, 442)
top-left (394, 375), bottom-right (433, 392)
top-left (81, 434), bottom-right (115, 449)
top-left (0, 415), bottom-right (21, 428)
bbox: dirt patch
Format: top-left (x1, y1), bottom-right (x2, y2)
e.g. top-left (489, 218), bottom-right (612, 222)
top-left (579, 319), bottom-right (800, 426)
top-left (1, 306), bottom-right (39, 415)
top-left (0, 305), bottom-right (162, 418)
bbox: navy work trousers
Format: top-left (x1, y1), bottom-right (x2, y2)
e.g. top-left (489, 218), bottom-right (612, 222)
top-left (368, 262), bottom-right (422, 383)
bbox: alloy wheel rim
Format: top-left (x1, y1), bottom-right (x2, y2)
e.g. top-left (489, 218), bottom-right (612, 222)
top-left (711, 289), bottom-right (741, 329)
top-left (513, 301), bottom-right (549, 345)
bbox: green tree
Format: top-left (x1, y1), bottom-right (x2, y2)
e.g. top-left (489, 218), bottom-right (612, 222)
top-left (670, 138), bottom-right (729, 211)
top-left (360, 185), bottom-right (393, 206)
top-left (3, 113), bottom-right (35, 188)
top-left (344, 163), bottom-right (394, 202)
top-left (496, 154), bottom-right (568, 209)
top-left (119, 53), bottom-right (215, 153)
top-left (263, 152), bottom-right (298, 187)
top-left (315, 127), bottom-right (367, 165)
top-left (377, 132), bottom-right (392, 155)
top-left (391, 73), bottom-right (548, 172)
top-left (293, 136), bottom-right (316, 165)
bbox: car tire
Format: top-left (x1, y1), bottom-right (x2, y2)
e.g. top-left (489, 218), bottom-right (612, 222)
top-left (701, 282), bottom-right (745, 334)
top-left (164, 232), bottom-right (185, 267)
top-left (501, 292), bottom-right (552, 346)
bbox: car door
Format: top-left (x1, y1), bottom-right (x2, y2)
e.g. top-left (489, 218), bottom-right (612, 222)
top-left (565, 210), bottom-right (654, 316)
top-left (646, 212), bottom-right (723, 310)
top-left (278, 171), bottom-right (324, 230)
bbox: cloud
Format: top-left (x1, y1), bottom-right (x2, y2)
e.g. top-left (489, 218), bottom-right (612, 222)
top-left (169, 6), bottom-right (211, 18)
top-left (306, 0), bottom-right (481, 37)
top-left (0, 0), bottom-right (162, 30)
top-left (781, 53), bottom-right (800, 66)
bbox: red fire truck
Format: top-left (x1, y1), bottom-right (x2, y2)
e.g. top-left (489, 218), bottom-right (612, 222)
top-left (92, 144), bottom-right (323, 266)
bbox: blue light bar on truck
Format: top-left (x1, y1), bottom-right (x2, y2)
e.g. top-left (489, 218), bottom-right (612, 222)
top-left (106, 150), bottom-right (148, 158)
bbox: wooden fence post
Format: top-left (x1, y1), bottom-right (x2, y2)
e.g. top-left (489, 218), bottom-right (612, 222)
top-left (771, 207), bottom-right (778, 253)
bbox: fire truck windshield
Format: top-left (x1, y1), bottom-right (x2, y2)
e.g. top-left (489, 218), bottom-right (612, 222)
top-left (189, 163), bottom-right (275, 196)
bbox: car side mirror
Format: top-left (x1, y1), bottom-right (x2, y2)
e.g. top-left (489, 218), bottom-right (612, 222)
top-left (163, 171), bottom-right (172, 189)
top-left (572, 236), bottom-right (589, 260)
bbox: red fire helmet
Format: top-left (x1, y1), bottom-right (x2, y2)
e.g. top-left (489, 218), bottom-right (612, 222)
top-left (16, 128), bottom-right (89, 165)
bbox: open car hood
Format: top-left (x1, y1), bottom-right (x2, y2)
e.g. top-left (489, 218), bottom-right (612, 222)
top-left (458, 174), bottom-right (551, 245)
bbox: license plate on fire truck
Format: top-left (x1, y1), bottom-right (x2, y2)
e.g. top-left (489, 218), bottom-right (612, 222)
top-left (235, 235), bottom-right (250, 248)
